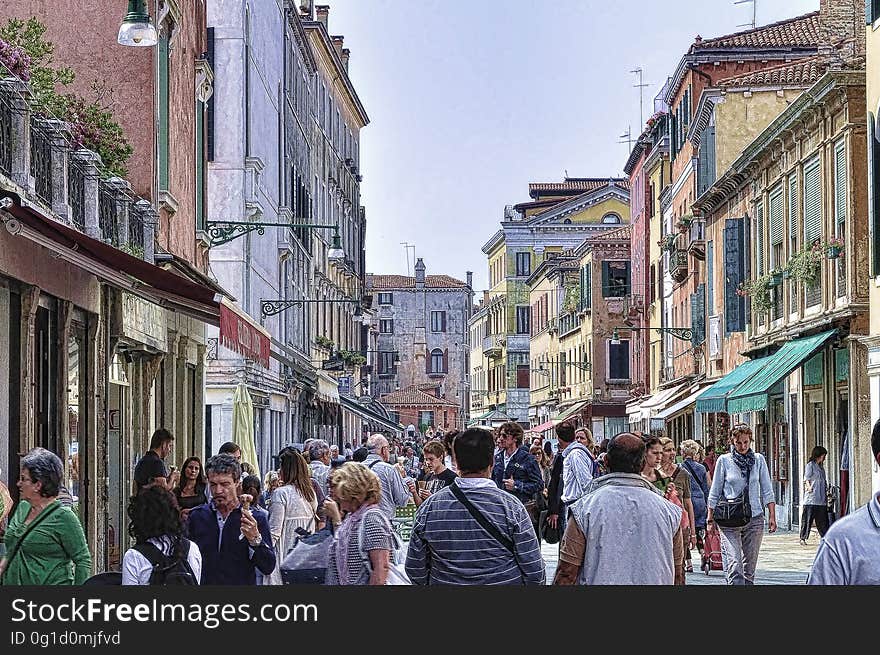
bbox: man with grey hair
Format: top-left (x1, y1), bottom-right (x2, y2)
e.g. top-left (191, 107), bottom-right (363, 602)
top-left (308, 440), bottom-right (331, 496)
top-left (363, 433), bottom-right (413, 519)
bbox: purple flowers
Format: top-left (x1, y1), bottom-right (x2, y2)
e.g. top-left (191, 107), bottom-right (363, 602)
top-left (0, 38), bottom-right (32, 82)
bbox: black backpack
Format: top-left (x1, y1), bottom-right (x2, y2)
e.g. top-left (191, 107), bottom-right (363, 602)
top-left (133, 538), bottom-right (198, 585)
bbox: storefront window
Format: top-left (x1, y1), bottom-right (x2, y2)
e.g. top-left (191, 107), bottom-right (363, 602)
top-left (66, 324), bottom-right (88, 528)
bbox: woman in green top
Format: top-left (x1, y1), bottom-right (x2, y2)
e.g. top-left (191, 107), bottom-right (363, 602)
top-left (0, 448), bottom-right (91, 585)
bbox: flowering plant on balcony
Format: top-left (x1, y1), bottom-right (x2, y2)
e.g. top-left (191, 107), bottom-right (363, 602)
top-left (0, 38), bottom-right (32, 81)
top-left (1, 18), bottom-right (132, 178)
top-left (674, 215), bottom-right (693, 233)
top-left (736, 275), bottom-right (773, 314)
top-left (787, 242), bottom-right (823, 287)
top-left (563, 282), bottom-right (581, 314)
top-left (339, 350), bottom-right (367, 367)
top-left (824, 236), bottom-right (844, 259)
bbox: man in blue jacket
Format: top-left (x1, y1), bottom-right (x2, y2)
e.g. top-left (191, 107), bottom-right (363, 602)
top-left (492, 422), bottom-right (544, 508)
top-left (187, 454), bottom-right (276, 585)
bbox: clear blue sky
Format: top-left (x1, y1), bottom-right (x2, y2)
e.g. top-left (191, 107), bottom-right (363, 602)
top-left (324, 0), bottom-right (820, 291)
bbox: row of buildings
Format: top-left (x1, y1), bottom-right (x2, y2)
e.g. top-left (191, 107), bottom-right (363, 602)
top-left (0, 1), bottom-right (404, 573)
top-left (468, 0), bottom-right (880, 527)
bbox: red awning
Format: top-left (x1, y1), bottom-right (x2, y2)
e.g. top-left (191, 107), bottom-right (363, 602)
top-left (527, 420), bottom-right (558, 433)
top-left (220, 299), bottom-right (270, 369)
top-left (1, 191), bottom-right (222, 325)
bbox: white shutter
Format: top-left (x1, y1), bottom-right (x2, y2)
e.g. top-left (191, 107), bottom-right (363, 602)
top-left (769, 186), bottom-right (784, 246)
top-left (803, 156), bottom-right (822, 244)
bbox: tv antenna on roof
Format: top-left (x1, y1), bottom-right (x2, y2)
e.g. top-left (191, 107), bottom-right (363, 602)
top-left (734, 0), bottom-right (757, 29)
top-left (618, 126), bottom-right (633, 154)
top-left (400, 242), bottom-right (416, 276)
top-left (630, 67), bottom-right (651, 128)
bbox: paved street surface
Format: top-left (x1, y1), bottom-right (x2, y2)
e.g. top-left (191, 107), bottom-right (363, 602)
top-left (541, 529), bottom-right (820, 585)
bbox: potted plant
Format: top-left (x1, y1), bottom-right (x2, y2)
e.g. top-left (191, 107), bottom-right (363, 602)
top-left (825, 236), bottom-right (844, 259)
top-left (315, 335), bottom-right (335, 350)
top-left (674, 216), bottom-right (693, 233)
top-left (737, 275), bottom-right (773, 314)
top-left (563, 282), bottom-right (581, 314)
top-left (787, 242), bottom-right (823, 288)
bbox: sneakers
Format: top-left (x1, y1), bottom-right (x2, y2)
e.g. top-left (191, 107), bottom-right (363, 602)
top-left (799, 539), bottom-right (808, 546)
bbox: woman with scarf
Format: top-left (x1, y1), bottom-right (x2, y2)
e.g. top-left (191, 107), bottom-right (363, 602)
top-left (706, 424), bottom-right (777, 585)
top-left (325, 463), bottom-right (393, 585)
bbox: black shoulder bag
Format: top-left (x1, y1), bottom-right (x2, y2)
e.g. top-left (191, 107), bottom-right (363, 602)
top-left (714, 461), bottom-right (751, 528)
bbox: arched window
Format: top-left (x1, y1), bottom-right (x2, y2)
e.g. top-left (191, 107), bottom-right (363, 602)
top-left (563, 218), bottom-right (573, 224)
top-left (602, 213), bottom-right (621, 224)
top-left (431, 348), bottom-right (445, 373)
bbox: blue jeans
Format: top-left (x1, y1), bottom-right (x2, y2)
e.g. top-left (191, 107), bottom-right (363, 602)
top-left (718, 515), bottom-right (764, 585)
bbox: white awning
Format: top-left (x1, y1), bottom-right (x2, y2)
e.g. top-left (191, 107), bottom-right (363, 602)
top-left (651, 384), bottom-right (711, 427)
top-left (316, 372), bottom-right (339, 403)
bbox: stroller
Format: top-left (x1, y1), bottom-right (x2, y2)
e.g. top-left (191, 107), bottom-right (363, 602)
top-left (701, 526), bottom-right (723, 574)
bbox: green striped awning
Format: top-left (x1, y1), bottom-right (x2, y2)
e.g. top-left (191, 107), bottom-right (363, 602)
top-left (726, 330), bottom-right (838, 414)
top-left (694, 358), bottom-right (766, 413)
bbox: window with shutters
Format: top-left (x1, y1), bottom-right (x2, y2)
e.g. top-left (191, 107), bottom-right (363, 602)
top-left (698, 112), bottom-right (716, 196)
top-left (430, 349), bottom-right (445, 374)
top-left (724, 217), bottom-right (746, 333)
top-left (706, 241), bottom-right (714, 314)
top-left (834, 139), bottom-right (847, 297)
top-left (379, 319), bottom-right (394, 334)
top-left (158, 33), bottom-right (170, 191)
top-left (649, 263), bottom-right (657, 305)
top-left (515, 252), bottom-right (531, 277)
top-left (602, 261), bottom-right (630, 297)
top-left (430, 311), bottom-right (446, 333)
top-left (690, 284), bottom-right (706, 346)
top-left (379, 351), bottom-right (397, 375)
top-left (581, 264), bottom-right (592, 309)
top-left (608, 340), bottom-right (630, 381)
top-left (788, 173), bottom-right (799, 313)
top-left (515, 306), bottom-right (530, 335)
top-left (803, 156), bottom-right (822, 307)
top-left (378, 293), bottom-right (393, 305)
top-left (769, 186), bottom-right (784, 320)
top-left (755, 198), bottom-right (766, 277)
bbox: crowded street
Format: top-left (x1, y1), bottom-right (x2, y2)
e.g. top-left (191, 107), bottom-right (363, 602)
top-left (1, 0), bottom-right (880, 595)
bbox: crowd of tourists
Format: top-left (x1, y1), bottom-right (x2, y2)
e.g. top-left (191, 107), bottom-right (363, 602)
top-left (1, 418), bottom-right (878, 586)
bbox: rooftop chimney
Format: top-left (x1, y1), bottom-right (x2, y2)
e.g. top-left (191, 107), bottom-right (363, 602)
top-left (466, 271), bottom-right (473, 289)
top-left (299, 1), bottom-right (314, 19)
top-left (341, 48), bottom-right (350, 72)
top-left (415, 258), bottom-right (426, 288)
top-left (315, 5), bottom-right (329, 29)
top-left (818, 0), bottom-right (865, 64)
top-left (331, 35), bottom-right (344, 60)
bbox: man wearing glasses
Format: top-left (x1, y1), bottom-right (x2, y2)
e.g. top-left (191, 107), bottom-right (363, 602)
top-left (492, 422), bottom-right (545, 523)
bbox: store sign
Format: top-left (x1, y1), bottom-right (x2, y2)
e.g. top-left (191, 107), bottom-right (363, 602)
top-left (121, 292), bottom-right (167, 351)
top-left (220, 303), bottom-right (270, 368)
top-left (338, 376), bottom-right (353, 397)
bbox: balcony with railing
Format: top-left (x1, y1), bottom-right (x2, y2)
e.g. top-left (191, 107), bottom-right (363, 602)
top-left (688, 218), bottom-right (706, 260)
top-left (558, 311), bottom-right (582, 338)
top-left (0, 80), bottom-right (156, 262)
top-left (483, 335), bottom-right (503, 358)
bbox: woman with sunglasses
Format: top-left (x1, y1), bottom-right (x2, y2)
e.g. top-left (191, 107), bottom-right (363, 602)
top-left (706, 424), bottom-right (777, 585)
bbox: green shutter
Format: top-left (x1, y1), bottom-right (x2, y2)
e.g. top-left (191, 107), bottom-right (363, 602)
top-left (788, 173), bottom-right (798, 251)
top-left (803, 352), bottom-right (824, 387)
top-left (755, 199), bottom-right (765, 276)
top-left (803, 156), bottom-right (822, 244)
top-left (769, 186), bottom-right (783, 246)
top-left (158, 34), bottom-right (169, 191)
top-left (834, 139), bottom-right (846, 229)
top-left (601, 261), bottom-right (610, 297)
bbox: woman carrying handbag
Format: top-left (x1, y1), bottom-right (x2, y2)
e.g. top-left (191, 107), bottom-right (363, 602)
top-left (706, 424), bottom-right (777, 585)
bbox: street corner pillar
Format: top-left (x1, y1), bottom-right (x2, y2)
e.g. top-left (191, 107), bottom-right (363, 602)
top-left (849, 338), bottom-right (874, 507)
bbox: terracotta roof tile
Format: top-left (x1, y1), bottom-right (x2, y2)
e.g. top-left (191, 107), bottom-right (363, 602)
top-left (693, 11), bottom-right (819, 50)
top-left (718, 54), bottom-right (829, 87)
top-left (587, 225), bottom-right (632, 242)
top-left (380, 386), bottom-right (459, 407)
top-left (367, 274), bottom-right (468, 290)
top-left (529, 177), bottom-right (630, 198)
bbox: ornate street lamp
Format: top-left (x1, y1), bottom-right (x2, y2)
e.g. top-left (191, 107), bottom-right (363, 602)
top-left (117, 0), bottom-right (159, 47)
top-left (260, 297), bottom-right (363, 319)
top-left (610, 326), bottom-right (693, 345)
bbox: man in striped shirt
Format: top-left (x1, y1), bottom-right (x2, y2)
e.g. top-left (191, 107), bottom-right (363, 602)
top-left (405, 427), bottom-right (545, 585)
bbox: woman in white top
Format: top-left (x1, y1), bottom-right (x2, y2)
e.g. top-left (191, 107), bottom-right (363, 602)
top-left (264, 448), bottom-right (318, 585)
top-left (706, 424), bottom-right (776, 586)
top-left (800, 446), bottom-right (829, 545)
top-left (121, 485), bottom-right (202, 585)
